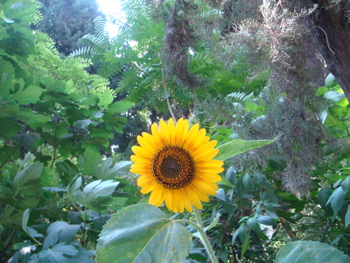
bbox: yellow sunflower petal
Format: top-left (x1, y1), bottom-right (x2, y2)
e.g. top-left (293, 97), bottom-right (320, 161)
top-left (165, 189), bottom-right (177, 212)
top-left (132, 145), bottom-right (154, 159)
top-left (149, 185), bottom-right (166, 207)
top-left (137, 175), bottom-right (154, 186)
top-left (137, 135), bottom-right (157, 154)
top-left (175, 118), bottom-right (189, 147)
top-left (179, 188), bottom-right (193, 212)
top-left (139, 179), bottom-right (158, 194)
top-left (188, 133), bottom-right (210, 153)
top-left (193, 148), bottom-right (219, 162)
top-left (159, 119), bottom-right (170, 145)
top-left (130, 164), bottom-right (151, 175)
top-left (192, 179), bottom-right (218, 195)
top-left (183, 124), bottom-right (203, 151)
top-left (195, 172), bottom-right (222, 183)
top-left (130, 155), bottom-right (149, 164)
top-left (187, 183), bottom-right (210, 202)
top-left (185, 185), bottom-right (203, 209)
top-left (174, 189), bottom-right (185, 213)
top-left (196, 159), bottom-right (224, 168)
top-left (151, 123), bottom-right (165, 148)
top-left (167, 118), bottom-right (176, 145)
top-left (141, 132), bottom-right (159, 153)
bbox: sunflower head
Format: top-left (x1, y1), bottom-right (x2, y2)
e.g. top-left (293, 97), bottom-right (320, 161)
top-left (130, 118), bottom-right (224, 213)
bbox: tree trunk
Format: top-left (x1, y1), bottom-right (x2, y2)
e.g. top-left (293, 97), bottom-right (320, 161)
top-left (311, 0), bottom-right (350, 99)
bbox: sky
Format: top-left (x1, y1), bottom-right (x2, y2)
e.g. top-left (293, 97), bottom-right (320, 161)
top-left (97, 0), bottom-right (125, 37)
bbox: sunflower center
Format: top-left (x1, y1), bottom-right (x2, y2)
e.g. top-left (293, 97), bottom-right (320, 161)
top-left (152, 146), bottom-right (195, 189)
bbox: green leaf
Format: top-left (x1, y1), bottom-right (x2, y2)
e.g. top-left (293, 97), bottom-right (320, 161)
top-left (0, 206), bottom-right (22, 226)
top-left (256, 215), bottom-right (277, 226)
top-left (22, 209), bottom-right (30, 233)
top-left (345, 205), bottom-right (350, 228)
top-left (67, 176), bottom-right (82, 201)
top-left (38, 243), bottom-right (79, 263)
top-left (326, 187), bottom-right (345, 214)
top-left (225, 166), bottom-right (237, 185)
top-left (0, 117), bottom-right (20, 137)
top-left (78, 146), bottom-right (101, 174)
top-left (98, 89), bottom-right (114, 108)
top-left (218, 175), bottom-right (234, 188)
top-left (13, 84), bottom-right (43, 105)
top-left (13, 162), bottom-right (43, 196)
top-left (74, 179), bottom-right (119, 208)
top-left (13, 133), bottom-right (40, 150)
top-left (316, 86), bottom-right (328, 96)
top-left (325, 73), bottom-right (336, 88)
top-left (275, 241), bottom-right (350, 263)
top-left (247, 217), bottom-right (261, 232)
top-left (204, 213), bottom-right (220, 232)
top-left (43, 221), bottom-right (81, 249)
top-left (215, 188), bottom-right (226, 201)
top-left (108, 100), bottom-right (134, 114)
top-left (216, 138), bottom-right (276, 161)
top-left (241, 231), bottom-right (250, 257)
top-left (96, 204), bottom-right (192, 263)
top-left (243, 172), bottom-right (253, 192)
top-left (17, 108), bottom-right (50, 124)
top-left (8, 2), bottom-right (37, 23)
top-left (22, 210), bottom-right (43, 238)
top-left (94, 158), bottom-right (132, 180)
top-left (232, 223), bottom-right (246, 245)
top-left (341, 176), bottom-right (350, 198)
top-left (253, 172), bottom-right (274, 192)
top-left (324, 91), bottom-right (345, 103)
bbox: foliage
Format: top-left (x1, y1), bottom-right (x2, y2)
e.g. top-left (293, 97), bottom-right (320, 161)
top-left (34, 0), bottom-right (104, 56)
top-left (0, 1), bottom-right (134, 262)
top-left (2, 0), bottom-right (350, 262)
top-left (275, 240), bottom-right (350, 263)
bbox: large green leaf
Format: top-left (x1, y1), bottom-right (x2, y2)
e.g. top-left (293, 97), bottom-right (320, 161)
top-left (317, 186), bottom-right (333, 215)
top-left (13, 84), bottom-right (43, 105)
top-left (275, 241), bottom-right (350, 263)
top-left (96, 204), bottom-right (192, 263)
top-left (341, 176), bottom-right (350, 198)
top-left (98, 89), bottom-right (114, 108)
top-left (71, 179), bottom-right (119, 208)
top-left (13, 162), bottom-right (43, 196)
top-left (43, 221), bottom-right (81, 249)
top-left (22, 209), bottom-right (43, 238)
top-left (345, 205), bottom-right (350, 228)
top-left (326, 187), bottom-right (345, 214)
top-left (215, 138), bottom-right (276, 162)
top-left (37, 243), bottom-right (78, 263)
top-left (94, 158), bottom-right (132, 180)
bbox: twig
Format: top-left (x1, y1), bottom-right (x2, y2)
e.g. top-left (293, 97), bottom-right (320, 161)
top-left (312, 25), bottom-right (336, 55)
top-left (0, 230), bottom-right (16, 262)
top-left (161, 68), bottom-right (177, 122)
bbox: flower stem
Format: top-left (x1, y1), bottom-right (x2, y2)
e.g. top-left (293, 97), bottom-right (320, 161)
top-left (192, 206), bottom-right (218, 263)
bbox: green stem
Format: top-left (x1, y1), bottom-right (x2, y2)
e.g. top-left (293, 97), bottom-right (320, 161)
top-left (174, 208), bottom-right (218, 262)
top-left (192, 207), bottom-right (218, 263)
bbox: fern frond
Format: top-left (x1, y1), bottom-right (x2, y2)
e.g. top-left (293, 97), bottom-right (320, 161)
top-left (225, 91), bottom-right (253, 104)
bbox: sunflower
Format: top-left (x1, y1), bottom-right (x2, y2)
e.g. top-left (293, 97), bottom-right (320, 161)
top-left (130, 118), bottom-right (224, 213)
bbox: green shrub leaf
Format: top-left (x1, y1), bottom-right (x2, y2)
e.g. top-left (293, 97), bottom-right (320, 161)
top-left (13, 85), bottom-right (43, 105)
top-left (276, 241), bottom-right (350, 263)
top-left (96, 204), bottom-right (192, 263)
top-left (13, 162), bottom-right (43, 196)
top-left (216, 138), bottom-right (276, 162)
top-left (326, 187), bottom-right (345, 214)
